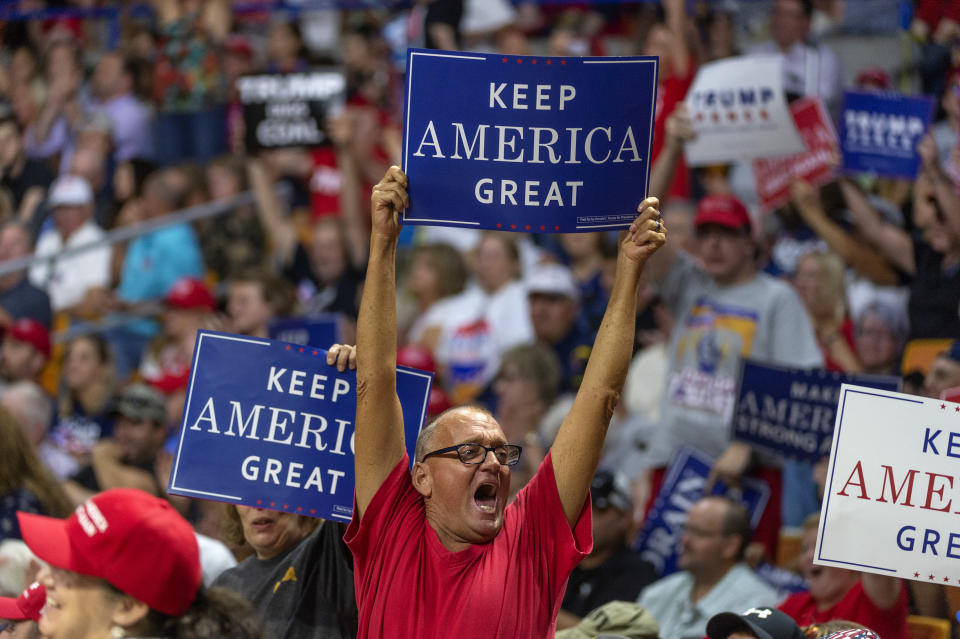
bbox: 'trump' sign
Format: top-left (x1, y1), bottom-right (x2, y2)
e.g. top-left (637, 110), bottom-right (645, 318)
top-left (238, 71), bottom-right (346, 150)
top-left (168, 331), bottom-right (432, 522)
top-left (633, 446), bottom-right (770, 577)
top-left (401, 49), bottom-right (658, 232)
top-left (732, 361), bottom-right (900, 462)
top-left (839, 91), bottom-right (935, 178)
top-left (816, 386), bottom-right (960, 584)
top-left (684, 55), bottom-right (805, 166)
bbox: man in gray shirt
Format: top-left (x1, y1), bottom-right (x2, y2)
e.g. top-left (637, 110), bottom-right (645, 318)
top-left (638, 496), bottom-right (780, 639)
top-left (640, 193), bottom-right (823, 552)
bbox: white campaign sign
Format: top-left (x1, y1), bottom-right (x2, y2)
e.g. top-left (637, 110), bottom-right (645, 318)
top-left (816, 384), bottom-right (960, 585)
top-left (684, 55), bottom-right (805, 166)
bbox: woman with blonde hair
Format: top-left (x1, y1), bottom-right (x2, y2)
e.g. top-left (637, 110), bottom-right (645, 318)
top-left (0, 406), bottom-right (72, 541)
top-left (793, 250), bottom-right (860, 372)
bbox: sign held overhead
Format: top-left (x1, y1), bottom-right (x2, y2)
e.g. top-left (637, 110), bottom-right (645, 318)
top-left (401, 49), bottom-right (658, 233)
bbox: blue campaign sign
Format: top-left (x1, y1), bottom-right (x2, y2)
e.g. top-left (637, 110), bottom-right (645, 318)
top-left (401, 48), bottom-right (658, 233)
top-left (732, 360), bottom-right (901, 463)
top-left (269, 315), bottom-right (341, 350)
top-left (168, 331), bottom-right (432, 523)
top-left (633, 446), bottom-right (770, 577)
top-left (839, 90), bottom-right (935, 178)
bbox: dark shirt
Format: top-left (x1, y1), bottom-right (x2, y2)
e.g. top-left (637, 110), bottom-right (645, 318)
top-left (1, 158), bottom-right (52, 209)
top-left (0, 277), bottom-right (52, 328)
top-left (213, 522), bottom-right (358, 639)
top-left (70, 455), bottom-right (159, 494)
top-left (424, 0), bottom-right (463, 49)
top-left (578, 272), bottom-right (609, 336)
top-left (550, 322), bottom-right (595, 394)
top-left (0, 487), bottom-right (43, 542)
top-left (906, 237), bottom-right (960, 339)
top-left (285, 243), bottom-right (363, 320)
top-left (49, 402), bottom-right (115, 459)
top-left (561, 544), bottom-right (659, 618)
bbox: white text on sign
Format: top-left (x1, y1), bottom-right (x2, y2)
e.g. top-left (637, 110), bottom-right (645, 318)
top-left (411, 82), bottom-right (643, 207)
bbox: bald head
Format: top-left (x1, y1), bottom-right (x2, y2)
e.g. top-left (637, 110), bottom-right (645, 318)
top-left (415, 405), bottom-right (498, 462)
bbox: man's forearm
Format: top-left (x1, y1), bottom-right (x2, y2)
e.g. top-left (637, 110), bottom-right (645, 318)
top-left (580, 253), bottom-right (641, 396)
top-left (357, 235), bottom-right (399, 384)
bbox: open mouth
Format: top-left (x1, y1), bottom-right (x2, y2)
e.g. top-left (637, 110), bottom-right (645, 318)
top-left (43, 595), bottom-right (59, 613)
top-left (474, 483), bottom-right (498, 513)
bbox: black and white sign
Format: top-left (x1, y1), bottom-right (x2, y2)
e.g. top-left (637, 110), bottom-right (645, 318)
top-left (238, 71), bottom-right (346, 150)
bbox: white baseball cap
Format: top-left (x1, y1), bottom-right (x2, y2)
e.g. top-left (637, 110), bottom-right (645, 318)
top-left (48, 174), bottom-right (93, 208)
top-left (526, 263), bottom-right (580, 303)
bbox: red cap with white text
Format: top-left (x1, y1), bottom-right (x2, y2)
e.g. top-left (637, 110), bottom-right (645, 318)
top-left (17, 489), bottom-right (201, 616)
top-left (0, 582), bottom-right (45, 621)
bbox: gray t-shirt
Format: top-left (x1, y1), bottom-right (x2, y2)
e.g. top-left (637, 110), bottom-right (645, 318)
top-left (647, 253), bottom-right (823, 466)
top-left (213, 522), bottom-right (357, 639)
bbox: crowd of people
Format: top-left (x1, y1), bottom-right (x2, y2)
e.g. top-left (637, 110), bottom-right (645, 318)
top-left (1, 0), bottom-right (959, 637)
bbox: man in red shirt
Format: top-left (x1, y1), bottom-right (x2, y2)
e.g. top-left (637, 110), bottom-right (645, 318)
top-left (778, 515), bottom-right (908, 639)
top-left (333, 166), bottom-right (665, 639)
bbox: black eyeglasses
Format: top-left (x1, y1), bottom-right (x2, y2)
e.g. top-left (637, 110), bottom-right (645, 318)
top-left (420, 443), bottom-right (523, 467)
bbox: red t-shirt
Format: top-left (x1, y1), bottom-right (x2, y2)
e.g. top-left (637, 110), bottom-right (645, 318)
top-left (778, 580), bottom-right (909, 639)
top-left (652, 68), bottom-right (695, 199)
top-left (345, 451), bottom-right (592, 639)
top-left (822, 316), bottom-right (857, 372)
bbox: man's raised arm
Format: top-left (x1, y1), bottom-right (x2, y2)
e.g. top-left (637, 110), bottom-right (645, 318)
top-left (550, 199), bottom-right (666, 527)
top-left (347, 166), bottom-right (409, 518)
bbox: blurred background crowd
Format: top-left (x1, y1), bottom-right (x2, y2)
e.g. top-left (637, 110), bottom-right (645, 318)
top-left (0, 0), bottom-right (959, 637)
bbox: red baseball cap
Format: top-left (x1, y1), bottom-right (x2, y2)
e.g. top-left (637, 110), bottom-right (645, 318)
top-left (694, 194), bottom-right (752, 233)
top-left (17, 489), bottom-right (202, 616)
top-left (5, 318), bottom-right (51, 359)
top-left (856, 67), bottom-right (890, 89)
top-left (0, 582), bottom-right (45, 621)
top-left (397, 344), bottom-right (437, 374)
top-left (145, 369), bottom-right (190, 395)
top-left (166, 277), bottom-right (216, 312)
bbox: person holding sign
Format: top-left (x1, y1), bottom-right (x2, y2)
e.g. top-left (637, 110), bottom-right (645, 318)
top-left (214, 506), bottom-right (358, 639)
top-left (338, 166), bottom-right (666, 638)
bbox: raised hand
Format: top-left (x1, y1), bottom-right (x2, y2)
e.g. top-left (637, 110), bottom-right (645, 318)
top-left (917, 132), bottom-right (939, 170)
top-left (622, 196), bottom-right (667, 265)
top-left (665, 103), bottom-right (696, 146)
top-left (790, 179), bottom-right (821, 214)
top-left (370, 165), bottom-right (409, 239)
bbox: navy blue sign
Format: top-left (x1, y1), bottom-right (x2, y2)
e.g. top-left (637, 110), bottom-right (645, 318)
top-left (633, 446), bottom-right (770, 577)
top-left (269, 315), bottom-right (341, 350)
top-left (732, 360), bottom-right (901, 463)
top-left (168, 331), bottom-right (432, 522)
top-left (839, 91), bottom-right (935, 178)
top-left (401, 49), bottom-right (658, 233)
